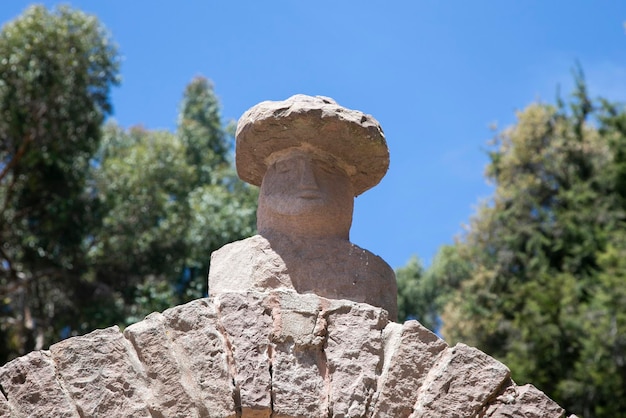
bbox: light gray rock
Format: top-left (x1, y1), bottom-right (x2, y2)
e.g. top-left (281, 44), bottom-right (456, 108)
top-left (0, 350), bottom-right (78, 418)
top-left (124, 311), bottom-right (204, 417)
top-left (483, 383), bottom-right (565, 418)
top-left (371, 320), bottom-right (448, 417)
top-left (49, 326), bottom-right (152, 417)
top-left (0, 291), bottom-right (569, 418)
top-left (410, 343), bottom-right (511, 418)
top-left (162, 299), bottom-right (236, 417)
top-left (324, 300), bottom-right (387, 417)
top-left (215, 292), bottom-right (273, 417)
top-left (0, 391), bottom-right (11, 418)
top-left (209, 235), bottom-right (293, 296)
top-left (268, 291), bottom-right (327, 418)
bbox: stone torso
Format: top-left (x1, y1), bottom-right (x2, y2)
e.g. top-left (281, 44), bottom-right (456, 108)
top-left (208, 234), bottom-right (398, 320)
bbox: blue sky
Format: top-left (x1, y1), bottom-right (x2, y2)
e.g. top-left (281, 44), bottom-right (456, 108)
top-left (2, 1), bottom-right (625, 269)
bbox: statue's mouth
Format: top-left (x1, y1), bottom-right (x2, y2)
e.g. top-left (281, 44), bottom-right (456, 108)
top-left (298, 191), bottom-right (322, 199)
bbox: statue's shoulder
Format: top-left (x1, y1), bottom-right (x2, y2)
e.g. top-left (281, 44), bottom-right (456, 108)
top-left (345, 242), bottom-right (395, 279)
top-left (208, 235), bottom-right (291, 296)
top-left (211, 235), bottom-right (270, 259)
top-left (343, 242), bottom-right (397, 320)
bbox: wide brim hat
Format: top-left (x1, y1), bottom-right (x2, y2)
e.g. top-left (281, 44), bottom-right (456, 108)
top-left (235, 94), bottom-right (389, 196)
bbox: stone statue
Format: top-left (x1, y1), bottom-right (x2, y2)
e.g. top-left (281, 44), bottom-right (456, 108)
top-left (208, 94), bottom-right (398, 320)
top-left (0, 94), bottom-right (568, 418)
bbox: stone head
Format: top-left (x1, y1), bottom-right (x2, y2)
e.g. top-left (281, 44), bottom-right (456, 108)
top-left (235, 95), bottom-right (389, 240)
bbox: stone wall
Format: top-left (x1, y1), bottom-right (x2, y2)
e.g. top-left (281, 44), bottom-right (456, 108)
top-left (0, 290), bottom-right (572, 417)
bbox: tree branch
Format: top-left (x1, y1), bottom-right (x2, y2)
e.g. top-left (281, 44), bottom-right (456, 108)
top-left (0, 132), bottom-right (35, 184)
top-left (0, 103), bottom-right (47, 184)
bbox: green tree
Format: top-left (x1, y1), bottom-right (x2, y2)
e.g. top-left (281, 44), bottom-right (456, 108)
top-left (0, 6), bottom-right (257, 363)
top-left (87, 78), bottom-right (257, 328)
top-left (177, 77), bottom-right (258, 300)
top-left (87, 126), bottom-right (195, 325)
top-left (568, 100), bottom-right (626, 416)
top-left (0, 5), bottom-right (120, 361)
top-left (178, 76), bottom-right (230, 185)
top-left (424, 77), bottom-right (626, 417)
top-left (396, 256), bottom-right (426, 324)
top-left (396, 244), bottom-right (472, 329)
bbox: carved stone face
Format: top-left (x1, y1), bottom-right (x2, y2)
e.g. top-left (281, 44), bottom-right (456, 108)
top-left (257, 148), bottom-right (354, 239)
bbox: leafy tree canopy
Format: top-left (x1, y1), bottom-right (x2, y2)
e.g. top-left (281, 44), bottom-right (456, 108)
top-left (0, 5), bottom-right (120, 361)
top-left (398, 72), bottom-right (626, 418)
top-left (0, 6), bottom-right (257, 363)
top-left (89, 83), bottom-right (258, 325)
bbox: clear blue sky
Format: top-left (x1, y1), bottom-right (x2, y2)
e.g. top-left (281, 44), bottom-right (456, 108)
top-left (2, 1), bottom-right (625, 269)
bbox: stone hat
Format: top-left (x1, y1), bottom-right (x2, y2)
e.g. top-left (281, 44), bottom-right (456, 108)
top-left (235, 94), bottom-right (389, 196)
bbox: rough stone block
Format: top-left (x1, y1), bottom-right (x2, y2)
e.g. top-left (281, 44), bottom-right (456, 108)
top-left (371, 320), bottom-right (448, 417)
top-left (0, 392), bottom-right (11, 417)
top-left (50, 326), bottom-right (152, 417)
top-left (0, 291), bottom-right (569, 418)
top-left (324, 300), bottom-right (387, 417)
top-left (162, 299), bottom-right (236, 417)
top-left (410, 343), bottom-right (511, 418)
top-left (216, 292), bottom-right (273, 417)
top-left (0, 350), bottom-right (79, 418)
top-left (483, 383), bottom-right (565, 418)
top-left (268, 291), bottom-right (327, 417)
top-left (124, 312), bottom-right (203, 417)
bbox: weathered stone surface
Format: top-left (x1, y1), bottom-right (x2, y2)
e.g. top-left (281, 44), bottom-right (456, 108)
top-left (210, 94), bottom-right (398, 322)
top-left (124, 311), bottom-right (204, 417)
top-left (0, 291), bottom-right (568, 418)
top-left (162, 299), bottom-right (236, 417)
top-left (0, 391), bottom-right (11, 417)
top-left (483, 383), bottom-right (565, 418)
top-left (269, 291), bottom-right (327, 418)
top-left (371, 320), bottom-right (448, 417)
top-left (0, 350), bottom-right (78, 418)
top-left (49, 326), bottom-right (152, 417)
top-left (209, 235), bottom-right (398, 320)
top-left (410, 343), bottom-right (511, 418)
top-left (235, 94), bottom-right (389, 196)
top-left (216, 292), bottom-right (273, 417)
top-left (209, 235), bottom-right (293, 295)
top-left (324, 300), bottom-right (387, 417)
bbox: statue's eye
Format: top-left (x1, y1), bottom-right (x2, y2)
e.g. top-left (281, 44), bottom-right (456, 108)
top-left (275, 159), bottom-right (296, 173)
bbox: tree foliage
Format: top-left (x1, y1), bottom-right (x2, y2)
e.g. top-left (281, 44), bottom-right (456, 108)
top-left (396, 256), bottom-right (426, 324)
top-left (89, 79), bottom-right (257, 325)
top-left (0, 5), bottom-right (120, 361)
top-left (396, 244), bottom-right (471, 331)
top-left (0, 6), bottom-right (257, 363)
top-left (397, 74), bottom-right (626, 418)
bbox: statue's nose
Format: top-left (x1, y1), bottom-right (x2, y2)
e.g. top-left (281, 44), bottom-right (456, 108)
top-left (298, 159), bottom-right (319, 190)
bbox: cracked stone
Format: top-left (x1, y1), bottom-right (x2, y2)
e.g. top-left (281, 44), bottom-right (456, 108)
top-left (0, 350), bottom-right (78, 418)
top-left (483, 383), bottom-right (565, 418)
top-left (324, 300), bottom-right (387, 417)
top-left (124, 311), bottom-right (204, 417)
top-left (269, 290), bottom-right (327, 417)
top-left (410, 343), bottom-right (511, 418)
top-left (370, 320), bottom-right (448, 417)
top-left (0, 292), bottom-right (568, 418)
top-left (49, 326), bottom-right (152, 417)
top-left (162, 299), bottom-right (236, 417)
top-left (216, 292), bottom-right (273, 417)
